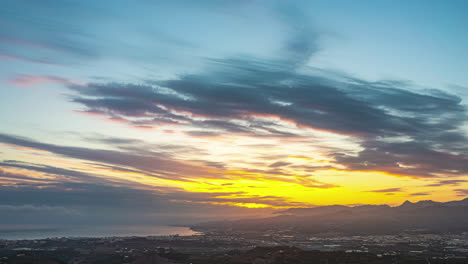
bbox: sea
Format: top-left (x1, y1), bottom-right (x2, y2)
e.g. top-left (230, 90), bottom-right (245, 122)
top-left (0, 225), bottom-right (199, 240)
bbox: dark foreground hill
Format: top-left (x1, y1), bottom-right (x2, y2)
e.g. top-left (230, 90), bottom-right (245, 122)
top-left (193, 198), bottom-right (468, 235)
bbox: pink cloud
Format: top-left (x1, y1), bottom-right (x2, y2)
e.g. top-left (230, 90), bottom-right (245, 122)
top-left (8, 75), bottom-right (71, 87)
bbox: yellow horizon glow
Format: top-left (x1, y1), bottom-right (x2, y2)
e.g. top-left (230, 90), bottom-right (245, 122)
top-left (1, 124), bottom-right (467, 209)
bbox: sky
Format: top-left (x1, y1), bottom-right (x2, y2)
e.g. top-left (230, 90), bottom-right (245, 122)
top-left (1, 0), bottom-right (468, 227)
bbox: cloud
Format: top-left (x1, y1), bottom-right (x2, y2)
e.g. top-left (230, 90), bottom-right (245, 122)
top-left (425, 179), bottom-right (468, 187)
top-left (269, 161), bottom-right (291, 168)
top-left (0, 133), bottom-right (216, 182)
top-left (2, 0), bottom-right (468, 225)
top-left (454, 189), bottom-right (468, 196)
top-left (0, 168), bottom-right (52, 183)
top-left (64, 54), bottom-right (468, 179)
top-left (1, 0), bottom-right (299, 69)
top-left (0, 1), bottom-right (101, 60)
top-left (8, 75), bottom-right (71, 87)
top-left (67, 59), bottom-right (453, 137)
top-left (0, 53), bottom-right (62, 66)
top-left (1, 161), bottom-right (302, 211)
top-left (167, 192), bottom-right (309, 208)
top-left (0, 160), bottom-right (128, 186)
top-left (337, 140), bottom-right (468, 178)
top-left (0, 204), bottom-right (80, 226)
top-left (6, 0), bottom-right (466, 180)
top-left (365, 188), bottom-right (403, 193)
top-left (408, 192), bottom-right (431, 196)
top-left (0, 133), bottom-right (341, 195)
top-left (0, 182), bottom-right (276, 226)
top-left (0, 204), bottom-right (78, 214)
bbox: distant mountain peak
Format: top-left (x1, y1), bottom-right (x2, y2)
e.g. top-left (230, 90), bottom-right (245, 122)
top-left (400, 200), bottom-right (413, 206)
top-left (398, 199), bottom-right (439, 209)
top-left (416, 200), bottom-right (437, 205)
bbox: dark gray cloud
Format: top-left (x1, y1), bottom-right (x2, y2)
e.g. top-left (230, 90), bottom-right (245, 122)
top-left (337, 140), bottom-right (468, 178)
top-left (0, 168), bottom-right (51, 183)
top-left (6, 0), bottom-right (462, 181)
top-left (65, 55), bottom-right (468, 178)
top-left (0, 204), bottom-right (80, 227)
top-left (1, 160), bottom-right (105, 183)
top-left (408, 192), bottom-right (431, 196)
top-left (366, 188), bottom-right (403, 193)
top-left (0, 181), bottom-right (278, 226)
top-left (0, 135), bottom-right (315, 226)
top-left (454, 189), bottom-right (468, 196)
top-left (0, 133), bottom-right (217, 182)
top-left (83, 134), bottom-right (205, 157)
top-left (68, 57), bottom-right (460, 137)
top-left (0, 159), bottom-right (298, 214)
top-left (425, 179), bottom-right (468, 187)
top-left (0, 134), bottom-right (338, 190)
top-left (269, 161), bottom-right (291, 168)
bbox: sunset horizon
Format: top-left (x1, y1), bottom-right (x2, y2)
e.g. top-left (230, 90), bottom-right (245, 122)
top-left (2, 0), bottom-right (468, 233)
top-left (3, 2), bottom-right (468, 263)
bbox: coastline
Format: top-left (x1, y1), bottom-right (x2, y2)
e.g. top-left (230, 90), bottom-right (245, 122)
top-left (0, 225), bottom-right (198, 240)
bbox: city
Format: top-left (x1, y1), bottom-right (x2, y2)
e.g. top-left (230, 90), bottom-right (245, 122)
top-left (2, 231), bottom-right (468, 263)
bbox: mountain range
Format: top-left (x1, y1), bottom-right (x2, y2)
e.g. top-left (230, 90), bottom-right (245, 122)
top-left (192, 198), bottom-right (468, 235)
